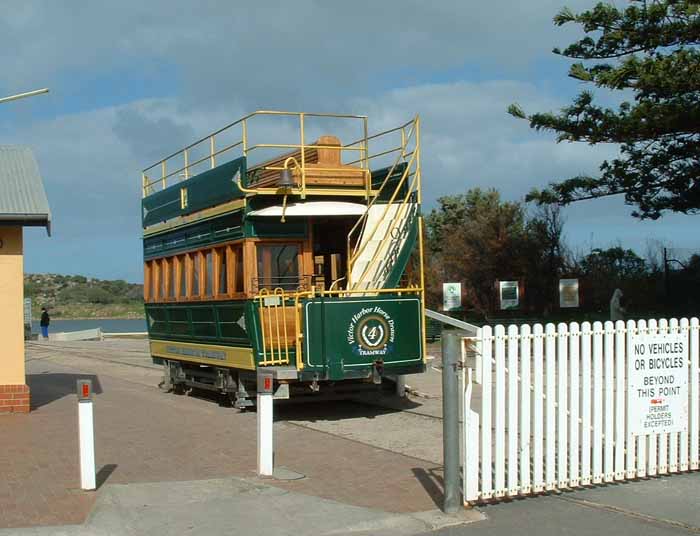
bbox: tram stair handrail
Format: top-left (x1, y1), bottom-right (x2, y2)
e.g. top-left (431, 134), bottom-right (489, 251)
top-left (425, 309), bottom-right (479, 337)
top-left (346, 116), bottom-right (421, 290)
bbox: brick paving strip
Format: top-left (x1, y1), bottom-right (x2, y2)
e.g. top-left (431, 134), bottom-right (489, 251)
top-left (0, 342), bottom-right (447, 529)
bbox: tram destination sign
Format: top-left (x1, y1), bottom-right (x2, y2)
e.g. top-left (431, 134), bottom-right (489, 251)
top-left (627, 333), bottom-right (688, 436)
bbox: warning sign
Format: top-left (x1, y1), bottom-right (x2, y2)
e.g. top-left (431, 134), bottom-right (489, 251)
top-left (627, 333), bottom-right (688, 436)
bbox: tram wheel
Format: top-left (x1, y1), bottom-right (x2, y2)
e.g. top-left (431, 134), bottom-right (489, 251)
top-left (218, 392), bottom-right (234, 408)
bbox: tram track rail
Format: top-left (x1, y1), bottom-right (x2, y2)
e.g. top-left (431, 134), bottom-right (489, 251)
top-left (26, 341), bottom-right (160, 371)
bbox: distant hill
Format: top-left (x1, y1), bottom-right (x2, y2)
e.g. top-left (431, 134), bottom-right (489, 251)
top-left (24, 273), bottom-right (144, 319)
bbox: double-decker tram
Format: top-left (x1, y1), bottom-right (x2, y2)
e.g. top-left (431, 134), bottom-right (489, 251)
top-left (141, 111), bottom-right (425, 407)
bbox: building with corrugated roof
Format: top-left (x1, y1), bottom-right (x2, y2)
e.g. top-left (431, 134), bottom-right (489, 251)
top-left (0, 145), bottom-right (50, 413)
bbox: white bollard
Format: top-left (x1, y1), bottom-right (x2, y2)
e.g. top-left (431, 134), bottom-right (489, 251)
top-left (77, 380), bottom-right (96, 491)
top-left (256, 372), bottom-right (274, 477)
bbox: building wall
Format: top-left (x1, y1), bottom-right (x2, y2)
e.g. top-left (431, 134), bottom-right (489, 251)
top-left (0, 226), bottom-right (29, 412)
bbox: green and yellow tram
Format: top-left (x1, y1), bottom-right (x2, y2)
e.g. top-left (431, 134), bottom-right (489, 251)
top-left (141, 110), bottom-right (425, 407)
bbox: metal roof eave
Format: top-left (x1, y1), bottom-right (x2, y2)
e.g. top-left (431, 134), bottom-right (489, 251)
top-left (0, 213), bottom-right (51, 235)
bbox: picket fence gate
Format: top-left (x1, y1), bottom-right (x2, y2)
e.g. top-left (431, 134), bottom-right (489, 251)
top-left (461, 318), bottom-right (700, 503)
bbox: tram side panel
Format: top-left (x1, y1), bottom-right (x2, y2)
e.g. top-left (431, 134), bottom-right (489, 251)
top-left (147, 300), bottom-right (257, 371)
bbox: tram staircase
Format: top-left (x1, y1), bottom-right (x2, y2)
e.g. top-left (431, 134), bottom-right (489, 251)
top-left (347, 122), bottom-right (421, 293)
top-left (349, 200), bottom-right (418, 291)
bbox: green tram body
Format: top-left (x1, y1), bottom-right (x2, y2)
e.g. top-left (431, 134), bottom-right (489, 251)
top-left (141, 111), bottom-right (425, 407)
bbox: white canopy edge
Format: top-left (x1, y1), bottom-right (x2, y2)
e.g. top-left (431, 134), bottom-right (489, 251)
top-left (248, 201), bottom-right (367, 217)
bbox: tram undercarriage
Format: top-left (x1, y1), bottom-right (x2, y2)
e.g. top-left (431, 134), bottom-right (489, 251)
top-left (157, 358), bottom-right (403, 409)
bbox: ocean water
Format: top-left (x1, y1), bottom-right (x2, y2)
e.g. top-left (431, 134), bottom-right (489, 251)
top-left (31, 318), bottom-right (147, 334)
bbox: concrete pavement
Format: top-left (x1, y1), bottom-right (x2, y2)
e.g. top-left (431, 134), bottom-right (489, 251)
top-left (0, 477), bottom-right (482, 536)
top-left (2, 340), bottom-right (463, 531)
top-left (430, 473), bottom-right (700, 535)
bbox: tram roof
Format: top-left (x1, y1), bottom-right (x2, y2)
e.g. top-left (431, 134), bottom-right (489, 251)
top-left (247, 201), bottom-right (367, 218)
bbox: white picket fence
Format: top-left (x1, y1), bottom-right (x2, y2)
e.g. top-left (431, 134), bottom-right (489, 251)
top-left (462, 318), bottom-right (700, 503)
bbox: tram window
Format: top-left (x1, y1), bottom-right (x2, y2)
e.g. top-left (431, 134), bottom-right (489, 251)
top-left (235, 248), bottom-right (244, 293)
top-left (144, 261), bottom-right (152, 302)
top-left (177, 255), bottom-right (186, 298)
top-left (168, 307), bottom-right (190, 335)
top-left (257, 244), bottom-right (300, 290)
top-left (159, 259), bottom-right (166, 300)
top-left (191, 252), bottom-right (200, 297)
top-left (218, 248), bottom-right (227, 295)
top-left (191, 306), bottom-right (216, 337)
top-left (204, 250), bottom-right (213, 297)
top-left (219, 305), bottom-right (246, 340)
top-left (167, 258), bottom-right (175, 299)
top-left (148, 307), bottom-right (167, 335)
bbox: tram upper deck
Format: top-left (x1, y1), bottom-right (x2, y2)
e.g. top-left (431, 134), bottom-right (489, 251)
top-left (141, 111), bottom-right (425, 382)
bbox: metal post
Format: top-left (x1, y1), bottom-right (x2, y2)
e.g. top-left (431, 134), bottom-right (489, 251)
top-left (0, 88), bottom-right (49, 105)
top-left (663, 247), bottom-right (669, 304)
top-left (395, 375), bottom-right (406, 397)
top-left (77, 380), bottom-right (96, 491)
top-left (257, 372), bottom-right (274, 476)
top-left (299, 113), bottom-right (306, 198)
top-left (442, 330), bottom-right (461, 513)
top-left (210, 135), bottom-right (216, 168)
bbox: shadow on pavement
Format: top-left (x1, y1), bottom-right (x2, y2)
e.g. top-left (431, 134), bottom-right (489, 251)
top-left (96, 464), bottom-right (118, 489)
top-left (27, 372), bottom-right (103, 408)
top-left (412, 466), bottom-right (446, 510)
top-left (274, 396), bottom-right (424, 423)
top-left (177, 385), bottom-right (427, 423)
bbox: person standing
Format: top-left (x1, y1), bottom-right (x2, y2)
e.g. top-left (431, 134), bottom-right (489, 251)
top-left (40, 307), bottom-right (50, 339)
top-left (610, 289), bottom-right (626, 322)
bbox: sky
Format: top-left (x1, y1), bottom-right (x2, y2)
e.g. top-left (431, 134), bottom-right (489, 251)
top-left (0, 1), bottom-right (696, 283)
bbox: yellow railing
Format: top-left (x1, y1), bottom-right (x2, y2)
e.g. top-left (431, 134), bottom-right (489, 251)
top-left (141, 111), bottom-right (420, 203)
top-left (141, 110), bottom-right (371, 198)
top-left (256, 288), bottom-right (293, 367)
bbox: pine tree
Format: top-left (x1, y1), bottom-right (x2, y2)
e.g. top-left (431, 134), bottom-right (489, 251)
top-left (509, 1), bottom-right (700, 219)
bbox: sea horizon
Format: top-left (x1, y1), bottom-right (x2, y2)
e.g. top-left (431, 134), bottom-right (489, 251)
top-left (31, 318), bottom-right (148, 334)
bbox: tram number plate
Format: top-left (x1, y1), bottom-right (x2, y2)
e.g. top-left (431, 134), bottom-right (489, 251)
top-left (263, 296), bottom-right (282, 307)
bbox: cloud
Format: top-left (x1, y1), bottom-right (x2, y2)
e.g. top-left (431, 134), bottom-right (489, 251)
top-left (1, 1), bottom-right (695, 281)
top-left (10, 75), bottom-right (697, 281)
top-left (352, 80), bottom-right (618, 202)
top-left (112, 103), bottom-right (196, 164)
top-left (0, 0), bottom-right (592, 108)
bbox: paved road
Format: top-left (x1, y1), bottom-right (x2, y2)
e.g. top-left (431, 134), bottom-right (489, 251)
top-left (2, 339), bottom-right (699, 535)
top-left (2, 340), bottom-right (453, 531)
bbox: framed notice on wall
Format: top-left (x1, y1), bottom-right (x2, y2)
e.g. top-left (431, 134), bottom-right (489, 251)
top-left (23, 298), bottom-right (32, 326)
top-left (559, 278), bottom-right (579, 308)
top-left (499, 280), bottom-right (519, 310)
top-left (442, 282), bottom-right (461, 311)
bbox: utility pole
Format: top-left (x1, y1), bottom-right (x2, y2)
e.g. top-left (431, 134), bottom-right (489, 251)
top-left (0, 88), bottom-right (49, 105)
top-left (663, 247), bottom-right (669, 303)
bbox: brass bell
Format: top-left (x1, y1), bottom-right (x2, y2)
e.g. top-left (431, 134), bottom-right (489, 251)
top-left (278, 168), bottom-right (295, 188)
